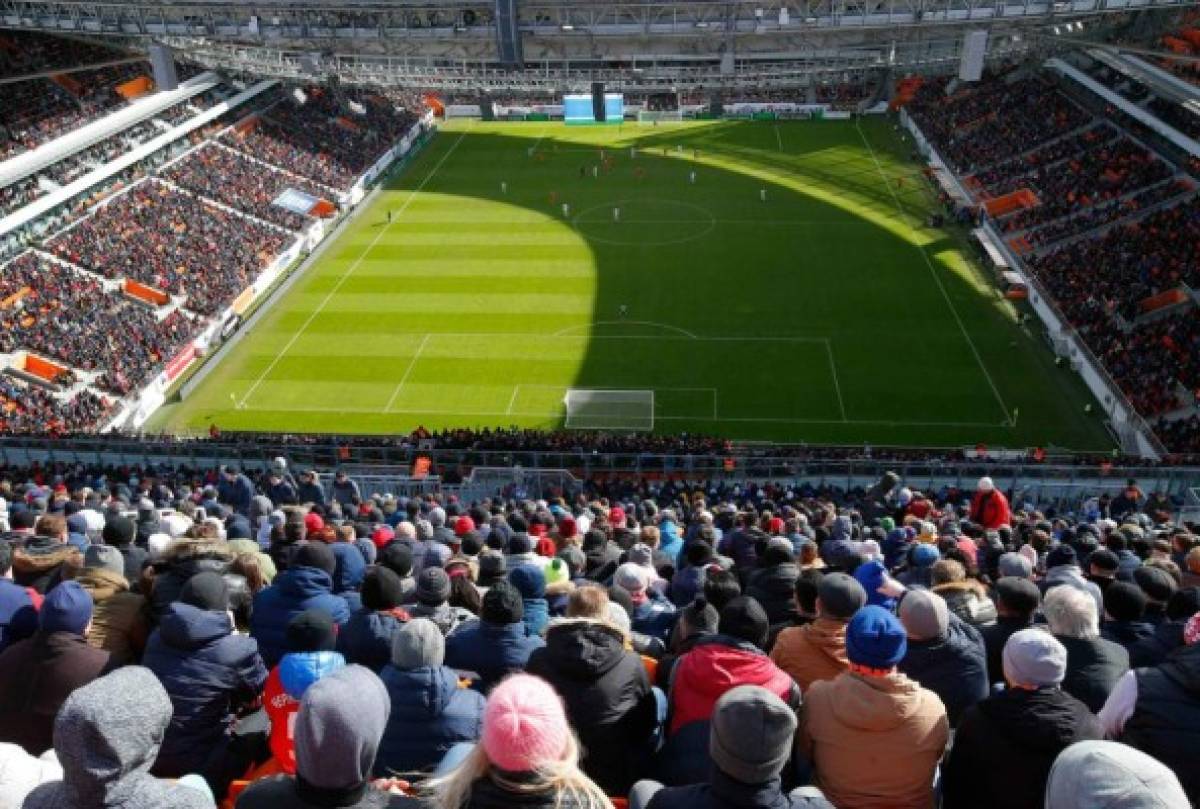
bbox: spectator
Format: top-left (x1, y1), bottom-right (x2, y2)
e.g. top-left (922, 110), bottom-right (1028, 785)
top-left (979, 577), bottom-right (1041, 685)
top-left (251, 542), bottom-right (351, 667)
top-left (21, 666), bottom-right (215, 809)
top-left (746, 540), bottom-right (800, 626)
top-left (1045, 740), bottom-right (1190, 809)
top-left (509, 564), bottom-right (550, 638)
top-left (101, 516), bottom-right (148, 589)
top-left (219, 466), bottom-right (256, 517)
top-left (630, 686), bottom-right (834, 809)
top-left (615, 563), bottom-right (676, 643)
top-left (426, 673), bottom-right (611, 809)
top-left (1041, 544), bottom-right (1105, 618)
top-left (1044, 585), bottom-right (1129, 713)
top-left (0, 581), bottom-right (111, 754)
top-left (770, 572), bottom-right (864, 691)
top-left (1133, 566), bottom-right (1177, 627)
top-left (930, 558), bottom-right (997, 627)
top-left (444, 581), bottom-right (544, 692)
top-left (657, 595), bottom-right (718, 690)
top-left (143, 571), bottom-right (268, 793)
top-left (11, 515), bottom-right (81, 594)
top-left (526, 586), bottom-right (658, 795)
top-left (1102, 581), bottom-right (1155, 651)
top-left (263, 610), bottom-right (346, 775)
top-left (73, 544), bottom-right (147, 666)
top-left (0, 541), bottom-right (36, 653)
top-left (941, 629), bottom-right (1103, 809)
top-left (970, 477), bottom-right (1011, 529)
top-left (330, 540), bottom-right (367, 613)
top-left (1129, 587), bottom-right (1200, 667)
top-left (377, 542), bottom-right (418, 603)
top-left (329, 470), bottom-right (361, 509)
top-left (236, 665), bottom-right (419, 809)
top-left (896, 589), bottom-right (989, 727)
top-left (799, 606), bottom-right (949, 809)
top-left (337, 566), bottom-right (411, 671)
top-left (376, 618), bottom-right (485, 777)
top-left (408, 568), bottom-right (470, 636)
top-left (148, 534), bottom-right (236, 621)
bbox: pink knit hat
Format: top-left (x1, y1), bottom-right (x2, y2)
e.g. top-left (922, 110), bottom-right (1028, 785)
top-left (481, 675), bottom-right (571, 773)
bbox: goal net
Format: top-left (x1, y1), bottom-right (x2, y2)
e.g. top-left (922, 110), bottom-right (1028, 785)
top-left (636, 110), bottom-right (684, 125)
top-left (564, 389), bottom-right (654, 431)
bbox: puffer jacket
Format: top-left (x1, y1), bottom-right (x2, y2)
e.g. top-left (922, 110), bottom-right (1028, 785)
top-left (337, 607), bottom-right (410, 672)
top-left (0, 577), bottom-right (37, 653)
top-left (747, 563), bottom-right (800, 626)
top-left (799, 671), bottom-right (948, 809)
top-left (1121, 642), bottom-right (1200, 805)
top-left (645, 769), bottom-right (836, 809)
top-left (375, 664), bottom-right (486, 776)
top-left (941, 686), bottom-right (1103, 809)
top-left (1128, 620), bottom-right (1188, 668)
top-left (21, 666), bottom-right (212, 809)
top-left (331, 543), bottom-right (367, 613)
top-left (72, 567), bottom-right (148, 666)
top-left (11, 538), bottom-right (82, 594)
top-left (932, 580), bottom-right (998, 627)
top-left (631, 597), bottom-right (677, 644)
top-left (669, 635), bottom-right (799, 735)
top-left (264, 650), bottom-right (346, 774)
top-left (148, 538), bottom-right (234, 620)
top-left (251, 566), bottom-right (351, 667)
top-left (443, 619), bottom-right (544, 693)
top-left (526, 619), bottom-right (658, 795)
top-left (1056, 633), bottom-right (1129, 713)
top-left (142, 602), bottom-right (268, 776)
top-left (1103, 619), bottom-right (1156, 652)
top-left (770, 616), bottom-right (850, 691)
top-left (897, 615), bottom-right (988, 727)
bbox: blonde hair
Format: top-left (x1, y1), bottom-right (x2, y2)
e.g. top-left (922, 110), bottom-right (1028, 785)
top-left (424, 731), bottom-right (613, 809)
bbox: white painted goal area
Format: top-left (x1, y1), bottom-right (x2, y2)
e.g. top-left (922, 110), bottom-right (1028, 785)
top-left (563, 389), bottom-right (655, 431)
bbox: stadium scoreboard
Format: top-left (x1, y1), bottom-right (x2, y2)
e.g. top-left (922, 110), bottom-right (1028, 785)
top-left (564, 93), bottom-right (624, 125)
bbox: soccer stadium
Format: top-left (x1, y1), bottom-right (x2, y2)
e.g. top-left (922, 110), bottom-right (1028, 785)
top-left (2, 2), bottom-right (1200, 808)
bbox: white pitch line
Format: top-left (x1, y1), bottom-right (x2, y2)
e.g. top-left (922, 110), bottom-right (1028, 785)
top-left (236, 126), bottom-right (470, 409)
top-left (824, 339), bottom-right (848, 422)
top-left (854, 119), bottom-right (1014, 427)
top-left (382, 333), bottom-right (431, 413)
top-left (506, 386), bottom-right (520, 416)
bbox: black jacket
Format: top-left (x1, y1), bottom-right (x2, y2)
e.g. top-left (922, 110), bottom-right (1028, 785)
top-left (896, 616), bottom-right (988, 727)
top-left (235, 776), bottom-right (421, 809)
top-left (1128, 620), bottom-right (1187, 669)
top-left (746, 564), bottom-right (799, 627)
top-left (1102, 619), bottom-right (1155, 651)
top-left (979, 616), bottom-right (1032, 686)
top-left (525, 619), bottom-right (658, 795)
top-left (646, 769), bottom-right (835, 809)
top-left (1122, 644), bottom-right (1200, 805)
top-left (459, 776), bottom-right (599, 809)
top-left (1055, 634), bottom-right (1129, 713)
top-left (942, 687), bottom-right (1103, 809)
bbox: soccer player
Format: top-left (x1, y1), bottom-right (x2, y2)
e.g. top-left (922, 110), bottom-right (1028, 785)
top-left (618, 304), bottom-right (628, 318)
top-left (527, 146), bottom-right (535, 158)
top-left (500, 181), bottom-right (507, 194)
top-left (386, 210), bottom-right (392, 224)
top-left (593, 165), bottom-right (599, 178)
top-left (613, 207), bottom-right (620, 222)
top-left (760, 188), bottom-right (767, 202)
top-left (562, 202), bottom-right (570, 218)
top-left (689, 171), bottom-right (696, 184)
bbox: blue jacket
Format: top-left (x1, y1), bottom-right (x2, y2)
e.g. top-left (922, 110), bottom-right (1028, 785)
top-left (331, 543), bottom-right (367, 613)
top-left (251, 566), bottom-right (351, 667)
top-left (218, 474), bottom-right (256, 516)
top-left (375, 664), bottom-right (485, 776)
top-left (646, 770), bottom-right (835, 809)
top-left (632, 597), bottom-right (678, 643)
top-left (143, 602), bottom-right (268, 775)
top-left (522, 598), bottom-right (550, 638)
top-left (660, 521), bottom-right (684, 567)
top-left (444, 619), bottom-right (544, 692)
top-left (0, 578), bottom-right (36, 653)
top-left (897, 615), bottom-right (988, 727)
top-left (337, 608), bottom-right (409, 672)
top-left (670, 565), bottom-right (706, 608)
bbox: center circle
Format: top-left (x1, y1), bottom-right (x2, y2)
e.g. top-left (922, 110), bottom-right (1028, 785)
top-left (572, 198), bottom-right (716, 246)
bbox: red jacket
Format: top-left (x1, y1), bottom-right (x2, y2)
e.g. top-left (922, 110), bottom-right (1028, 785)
top-left (970, 489), bottom-right (1012, 529)
top-left (668, 636), bottom-right (798, 735)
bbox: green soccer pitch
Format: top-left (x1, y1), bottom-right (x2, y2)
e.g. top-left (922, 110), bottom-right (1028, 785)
top-left (148, 117), bottom-right (1115, 451)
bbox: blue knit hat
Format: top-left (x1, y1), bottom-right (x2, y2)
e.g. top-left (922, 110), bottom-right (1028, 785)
top-left (846, 605), bottom-right (907, 669)
top-left (508, 564), bottom-right (546, 600)
top-left (40, 581), bottom-right (93, 635)
top-left (911, 544), bottom-right (940, 567)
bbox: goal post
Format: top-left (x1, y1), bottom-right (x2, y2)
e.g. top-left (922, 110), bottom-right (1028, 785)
top-left (564, 389), bottom-right (655, 431)
top-left (636, 110), bottom-right (684, 125)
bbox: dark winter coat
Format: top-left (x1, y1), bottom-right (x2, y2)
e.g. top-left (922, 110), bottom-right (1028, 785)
top-left (646, 770), bottom-right (836, 809)
top-left (631, 597), bottom-right (677, 644)
top-left (747, 563), bottom-right (800, 626)
top-left (897, 616), bottom-right (988, 727)
top-left (331, 543), bottom-right (367, 614)
top-left (337, 607), bottom-right (410, 672)
top-left (296, 480), bottom-right (326, 506)
top-left (1128, 620), bottom-right (1188, 669)
top-left (1121, 643), bottom-right (1200, 805)
top-left (0, 577), bottom-right (37, 653)
top-left (979, 616), bottom-right (1032, 685)
top-left (526, 619), bottom-right (659, 795)
top-left (142, 602), bottom-right (268, 776)
top-left (669, 565), bottom-right (707, 608)
top-left (235, 777), bottom-right (420, 809)
top-left (942, 686), bottom-right (1102, 809)
top-left (457, 775), bottom-right (599, 809)
top-left (1056, 633), bottom-right (1129, 713)
top-left (1102, 619), bottom-right (1155, 652)
top-left (443, 619), bottom-right (544, 692)
top-left (11, 538), bottom-right (82, 594)
top-left (149, 538), bottom-right (234, 620)
top-left (375, 664), bottom-right (485, 776)
top-left (251, 566), bottom-right (352, 667)
top-left (0, 631), bottom-right (111, 754)
top-left (114, 544), bottom-right (150, 589)
top-left (219, 473), bottom-right (256, 516)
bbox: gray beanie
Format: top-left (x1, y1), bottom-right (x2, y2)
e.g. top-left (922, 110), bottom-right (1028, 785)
top-left (1002, 627), bottom-right (1067, 687)
top-left (391, 617), bottom-right (445, 669)
top-left (818, 573), bottom-right (867, 619)
top-left (709, 685), bottom-right (797, 784)
top-left (998, 552), bottom-right (1033, 579)
top-left (898, 589), bottom-right (949, 641)
top-left (295, 665), bottom-right (390, 791)
top-left (1045, 741), bottom-right (1189, 809)
top-left (83, 544), bottom-right (125, 578)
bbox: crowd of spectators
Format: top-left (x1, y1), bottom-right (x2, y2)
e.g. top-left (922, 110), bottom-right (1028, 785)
top-left (162, 144), bottom-right (335, 232)
top-left (0, 467), bottom-right (1196, 809)
top-left (46, 180), bottom-right (288, 316)
top-left (221, 87), bottom-right (417, 191)
top-left (0, 32), bottom-right (119, 79)
top-left (0, 377), bottom-right (111, 434)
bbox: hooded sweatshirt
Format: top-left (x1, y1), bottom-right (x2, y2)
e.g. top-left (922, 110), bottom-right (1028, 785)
top-left (1044, 740), bottom-right (1190, 809)
top-left (22, 666), bottom-right (213, 809)
top-left (265, 650), bottom-right (346, 774)
top-left (800, 671), bottom-right (948, 809)
top-left (941, 687), bottom-right (1102, 809)
top-left (669, 635), bottom-right (797, 735)
top-left (770, 617), bottom-right (851, 691)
